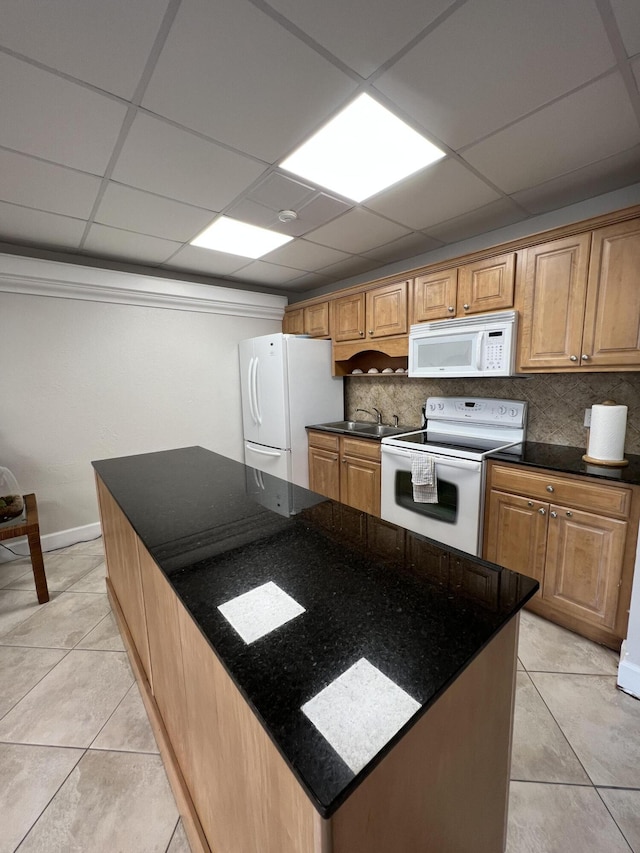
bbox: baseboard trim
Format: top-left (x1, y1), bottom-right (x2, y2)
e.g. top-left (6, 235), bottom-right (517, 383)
top-left (0, 521), bottom-right (102, 562)
top-left (618, 642), bottom-right (640, 700)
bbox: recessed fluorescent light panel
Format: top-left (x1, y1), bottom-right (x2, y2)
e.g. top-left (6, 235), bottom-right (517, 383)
top-left (191, 216), bottom-right (293, 259)
top-left (280, 94), bottom-right (446, 203)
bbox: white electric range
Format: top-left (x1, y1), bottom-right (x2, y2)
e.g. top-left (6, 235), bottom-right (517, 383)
top-left (380, 396), bottom-right (527, 556)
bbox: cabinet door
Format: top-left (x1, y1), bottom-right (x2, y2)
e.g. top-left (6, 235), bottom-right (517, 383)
top-left (341, 455), bottom-right (381, 516)
top-left (366, 280), bottom-right (408, 339)
top-left (333, 292), bottom-right (365, 342)
top-left (137, 543), bottom-right (188, 769)
top-left (303, 302), bottom-right (329, 337)
top-left (308, 446), bottom-right (340, 500)
top-left (484, 489), bottom-right (547, 590)
top-left (518, 235), bottom-right (590, 370)
top-left (411, 269), bottom-right (457, 322)
top-left (282, 308), bottom-right (303, 335)
top-left (544, 505), bottom-right (627, 629)
top-left (457, 252), bottom-right (515, 315)
top-left (583, 219), bottom-right (640, 367)
top-left (96, 477), bottom-right (152, 681)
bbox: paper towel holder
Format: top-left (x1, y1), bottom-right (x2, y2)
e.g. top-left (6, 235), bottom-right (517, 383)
top-left (582, 400), bottom-right (629, 467)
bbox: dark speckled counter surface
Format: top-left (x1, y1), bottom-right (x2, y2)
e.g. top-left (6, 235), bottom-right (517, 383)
top-left (92, 446), bottom-right (538, 818)
top-left (493, 441), bottom-right (640, 486)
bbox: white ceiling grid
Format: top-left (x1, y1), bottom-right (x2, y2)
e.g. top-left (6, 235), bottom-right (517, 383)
top-left (0, 0), bottom-right (639, 296)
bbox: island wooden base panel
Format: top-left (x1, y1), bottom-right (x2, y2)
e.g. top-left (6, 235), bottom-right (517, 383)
top-left (106, 579), bottom-right (212, 853)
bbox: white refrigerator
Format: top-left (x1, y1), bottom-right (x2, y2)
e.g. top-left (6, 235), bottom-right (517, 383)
top-left (239, 333), bottom-right (343, 488)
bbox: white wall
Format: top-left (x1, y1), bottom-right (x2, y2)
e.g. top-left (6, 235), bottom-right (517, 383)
top-left (0, 256), bottom-right (285, 537)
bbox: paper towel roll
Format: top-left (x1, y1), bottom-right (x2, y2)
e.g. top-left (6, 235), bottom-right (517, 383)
top-left (586, 404), bottom-right (627, 463)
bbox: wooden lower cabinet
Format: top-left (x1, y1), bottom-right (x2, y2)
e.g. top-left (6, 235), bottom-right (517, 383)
top-left (308, 431), bottom-right (381, 516)
top-left (484, 462), bottom-right (639, 648)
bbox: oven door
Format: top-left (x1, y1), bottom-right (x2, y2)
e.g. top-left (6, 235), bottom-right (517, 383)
top-left (381, 444), bottom-right (484, 556)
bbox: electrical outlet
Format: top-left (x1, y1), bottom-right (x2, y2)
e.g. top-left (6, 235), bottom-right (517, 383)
top-left (584, 408), bottom-right (592, 427)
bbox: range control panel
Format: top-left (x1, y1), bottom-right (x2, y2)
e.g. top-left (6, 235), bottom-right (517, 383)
top-left (426, 397), bottom-right (527, 427)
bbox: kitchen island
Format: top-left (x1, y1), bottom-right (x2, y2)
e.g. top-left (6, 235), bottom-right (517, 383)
top-left (93, 446), bottom-right (538, 853)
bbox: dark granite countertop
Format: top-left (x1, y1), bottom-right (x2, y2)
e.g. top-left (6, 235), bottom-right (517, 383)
top-left (492, 441), bottom-right (640, 487)
top-left (92, 446), bottom-right (537, 818)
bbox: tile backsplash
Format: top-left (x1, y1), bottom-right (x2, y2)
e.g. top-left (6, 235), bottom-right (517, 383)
top-left (346, 372), bottom-right (640, 454)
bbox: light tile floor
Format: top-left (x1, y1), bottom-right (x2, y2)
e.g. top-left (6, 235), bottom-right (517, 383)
top-left (1, 538), bottom-right (639, 852)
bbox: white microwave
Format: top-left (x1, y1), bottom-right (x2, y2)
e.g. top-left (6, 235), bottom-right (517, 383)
top-left (408, 310), bottom-right (518, 378)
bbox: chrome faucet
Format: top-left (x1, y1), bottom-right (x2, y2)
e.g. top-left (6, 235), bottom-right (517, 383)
top-left (356, 407), bottom-right (383, 424)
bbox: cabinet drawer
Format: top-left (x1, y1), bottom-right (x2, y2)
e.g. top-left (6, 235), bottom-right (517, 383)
top-left (489, 465), bottom-right (631, 518)
top-left (342, 436), bottom-right (381, 461)
top-left (307, 430), bottom-right (339, 451)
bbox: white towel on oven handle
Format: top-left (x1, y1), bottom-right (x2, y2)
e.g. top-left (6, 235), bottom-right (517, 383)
top-left (410, 451), bottom-right (438, 503)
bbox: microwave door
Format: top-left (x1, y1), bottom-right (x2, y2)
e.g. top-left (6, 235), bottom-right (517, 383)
top-left (474, 331), bottom-right (485, 374)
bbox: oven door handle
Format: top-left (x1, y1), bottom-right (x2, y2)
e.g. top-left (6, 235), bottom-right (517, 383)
top-left (381, 445), bottom-right (482, 470)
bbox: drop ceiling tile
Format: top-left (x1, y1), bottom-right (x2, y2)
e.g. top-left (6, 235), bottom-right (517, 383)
top-left (229, 261), bottom-right (307, 285)
top-left (365, 159), bottom-right (500, 230)
top-left (297, 194), bottom-right (353, 228)
top-left (142, 0), bottom-right (357, 162)
top-left (0, 202), bottom-right (85, 249)
top-left (161, 245), bottom-right (249, 276)
top-left (0, 150), bottom-right (101, 218)
top-left (266, 0), bottom-right (456, 77)
top-left (112, 113), bottom-right (267, 210)
top-left (610, 0), bottom-right (640, 57)
top-left (512, 145), bottom-right (640, 214)
top-left (374, 0), bottom-right (615, 149)
top-left (249, 174), bottom-right (317, 211)
top-left (262, 239), bottom-right (351, 271)
top-left (633, 55), bottom-right (640, 92)
top-left (225, 199), bottom-right (278, 229)
top-left (0, 54), bottom-right (128, 174)
top-left (425, 198), bottom-right (528, 244)
top-left (95, 183), bottom-right (215, 242)
top-left (83, 224), bottom-right (181, 264)
top-left (0, 0), bottom-right (170, 99)
top-left (318, 255), bottom-right (381, 280)
top-left (463, 74), bottom-right (640, 194)
top-left (362, 232), bottom-right (443, 263)
top-left (306, 208), bottom-right (411, 253)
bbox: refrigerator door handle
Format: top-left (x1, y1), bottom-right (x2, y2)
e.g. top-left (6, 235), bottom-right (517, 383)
top-left (246, 443), bottom-right (282, 457)
top-left (247, 357), bottom-right (258, 425)
top-left (253, 357), bottom-right (262, 424)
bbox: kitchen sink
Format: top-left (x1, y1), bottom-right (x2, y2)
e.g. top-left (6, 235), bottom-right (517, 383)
top-left (314, 421), bottom-right (412, 439)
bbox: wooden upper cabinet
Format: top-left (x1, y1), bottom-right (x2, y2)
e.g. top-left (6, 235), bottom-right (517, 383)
top-left (411, 254), bottom-right (514, 324)
top-left (518, 234), bottom-right (591, 370)
top-left (303, 302), bottom-right (329, 337)
top-left (457, 253), bottom-right (515, 315)
top-left (366, 279), bottom-right (408, 338)
top-left (283, 302), bottom-right (329, 337)
top-left (582, 219), bottom-right (640, 367)
top-left (333, 292), bottom-right (366, 342)
top-left (333, 280), bottom-right (408, 342)
top-left (282, 308), bottom-right (304, 335)
top-left (412, 269), bottom-right (458, 323)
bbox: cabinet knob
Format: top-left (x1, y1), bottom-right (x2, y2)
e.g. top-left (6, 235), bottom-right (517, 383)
top-left (538, 508), bottom-right (546, 515)
top-left (342, 459), bottom-right (346, 464)
top-left (359, 330), bottom-right (364, 336)
top-left (368, 329), bottom-right (373, 335)
top-left (463, 303), bottom-right (470, 310)
top-left (550, 511), bottom-right (558, 518)
top-left (566, 511), bottom-right (573, 517)
top-left (448, 306), bottom-right (455, 312)
top-left (581, 354), bottom-right (590, 361)
top-left (546, 485), bottom-right (554, 493)
top-left (570, 355), bottom-right (578, 362)
top-left (527, 500), bottom-right (534, 507)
